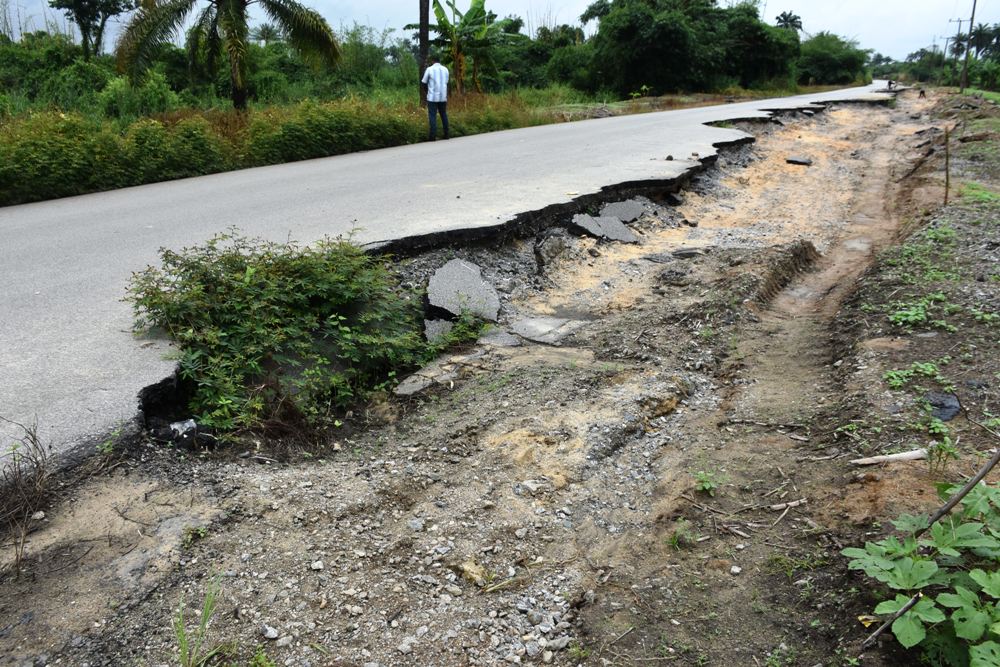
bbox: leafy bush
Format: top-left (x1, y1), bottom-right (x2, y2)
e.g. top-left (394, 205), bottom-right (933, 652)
top-left (37, 59), bottom-right (112, 111)
top-left (0, 112), bottom-right (126, 202)
top-left (245, 100), bottom-right (419, 165)
top-left (843, 483), bottom-right (1000, 664)
top-left (124, 117), bottom-right (230, 183)
top-left (128, 233), bottom-right (439, 430)
top-left (99, 71), bottom-right (179, 119)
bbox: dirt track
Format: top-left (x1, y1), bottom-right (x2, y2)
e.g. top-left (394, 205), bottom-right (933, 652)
top-left (5, 90), bottom-right (996, 667)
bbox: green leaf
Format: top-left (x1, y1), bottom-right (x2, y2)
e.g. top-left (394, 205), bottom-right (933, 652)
top-left (886, 558), bottom-right (939, 590)
top-left (892, 513), bottom-right (930, 533)
top-left (939, 587), bottom-right (989, 641)
top-left (972, 570), bottom-right (1000, 599)
top-left (913, 597), bottom-right (947, 624)
top-left (971, 641), bottom-right (1000, 667)
top-left (892, 611), bottom-right (926, 649)
top-left (875, 594), bottom-right (913, 615)
top-left (954, 608), bottom-right (990, 642)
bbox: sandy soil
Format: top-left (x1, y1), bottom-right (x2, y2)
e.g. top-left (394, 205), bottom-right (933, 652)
top-left (3, 89), bottom-right (998, 667)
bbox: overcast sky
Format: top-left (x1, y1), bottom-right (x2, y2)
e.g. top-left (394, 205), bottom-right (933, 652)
top-left (18, 0), bottom-right (1000, 61)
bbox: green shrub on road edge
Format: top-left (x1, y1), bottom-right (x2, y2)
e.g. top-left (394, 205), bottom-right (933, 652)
top-left (128, 232), bottom-right (462, 433)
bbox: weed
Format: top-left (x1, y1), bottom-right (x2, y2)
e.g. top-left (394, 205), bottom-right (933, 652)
top-left (960, 181), bottom-right (1000, 204)
top-left (667, 518), bottom-right (695, 550)
top-left (97, 424), bottom-right (123, 456)
top-left (248, 646), bottom-right (277, 667)
top-left (0, 417), bottom-right (50, 577)
top-left (567, 642), bottom-right (591, 659)
top-left (843, 483), bottom-right (1000, 661)
top-left (173, 577), bottom-right (226, 667)
top-left (888, 292), bottom-right (953, 329)
top-left (766, 551), bottom-right (829, 579)
top-left (182, 526), bottom-right (208, 549)
top-left (693, 470), bottom-right (721, 497)
top-left (969, 307), bottom-right (999, 324)
top-left (927, 437), bottom-right (960, 475)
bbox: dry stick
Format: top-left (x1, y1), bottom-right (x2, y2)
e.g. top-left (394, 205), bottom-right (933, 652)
top-left (861, 420), bottom-right (1000, 650)
top-left (861, 594), bottom-right (924, 650)
top-left (610, 625), bottom-right (635, 646)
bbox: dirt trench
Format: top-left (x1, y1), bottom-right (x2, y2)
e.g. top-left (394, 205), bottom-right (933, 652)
top-left (0, 93), bottom-right (939, 667)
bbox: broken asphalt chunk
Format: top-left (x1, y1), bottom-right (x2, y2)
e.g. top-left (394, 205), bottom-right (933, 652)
top-left (599, 199), bottom-right (646, 223)
top-left (925, 391), bottom-right (961, 421)
top-left (570, 214), bottom-right (639, 243)
top-left (427, 259), bottom-right (500, 322)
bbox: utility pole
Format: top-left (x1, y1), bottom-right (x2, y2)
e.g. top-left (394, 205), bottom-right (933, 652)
top-left (961, 0), bottom-right (978, 93)
top-left (948, 18), bottom-right (964, 59)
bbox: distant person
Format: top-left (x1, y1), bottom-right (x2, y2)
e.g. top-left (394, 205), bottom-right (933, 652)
top-left (421, 56), bottom-right (450, 141)
top-left (887, 79), bottom-right (895, 90)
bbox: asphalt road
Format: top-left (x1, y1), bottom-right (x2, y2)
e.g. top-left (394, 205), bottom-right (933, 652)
top-left (0, 83), bottom-right (888, 456)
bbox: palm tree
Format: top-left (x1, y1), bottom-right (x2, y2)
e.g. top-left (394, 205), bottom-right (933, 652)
top-left (971, 22), bottom-right (992, 58)
top-left (775, 11), bottom-right (802, 31)
top-left (251, 22), bottom-right (283, 46)
top-left (116, 0), bottom-right (339, 110)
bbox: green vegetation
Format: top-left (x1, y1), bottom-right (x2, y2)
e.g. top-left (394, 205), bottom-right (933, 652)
top-left (961, 182), bottom-right (1000, 205)
top-left (883, 359), bottom-right (951, 391)
top-left (116, 0), bottom-right (339, 110)
top-left (871, 22), bottom-right (1000, 88)
top-left (667, 518), bottom-right (695, 550)
top-left (888, 292), bottom-right (957, 331)
top-left (843, 485), bottom-right (1000, 664)
top-left (128, 232), bottom-right (477, 432)
top-left (693, 470), bottom-right (721, 496)
top-left (173, 577), bottom-right (225, 667)
top-left (0, 0), bottom-right (879, 205)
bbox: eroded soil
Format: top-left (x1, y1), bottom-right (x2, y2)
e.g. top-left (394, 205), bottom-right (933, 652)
top-left (3, 89), bottom-right (998, 667)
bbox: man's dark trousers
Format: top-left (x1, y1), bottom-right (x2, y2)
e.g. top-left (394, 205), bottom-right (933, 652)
top-left (428, 101), bottom-right (449, 140)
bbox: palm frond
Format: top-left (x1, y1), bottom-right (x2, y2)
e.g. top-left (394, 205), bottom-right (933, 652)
top-left (116, 0), bottom-right (199, 78)
top-left (259, 0), bottom-right (339, 67)
top-left (185, 4), bottom-right (219, 75)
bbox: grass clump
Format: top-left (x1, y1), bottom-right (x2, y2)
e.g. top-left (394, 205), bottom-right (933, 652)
top-left (128, 232), bottom-right (444, 432)
top-left (960, 181), bottom-right (1000, 205)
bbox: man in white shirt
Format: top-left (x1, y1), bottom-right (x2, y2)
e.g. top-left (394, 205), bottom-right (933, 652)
top-left (421, 55), bottom-right (450, 141)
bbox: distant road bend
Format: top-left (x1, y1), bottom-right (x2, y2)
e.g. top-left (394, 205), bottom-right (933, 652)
top-left (0, 83), bottom-right (889, 457)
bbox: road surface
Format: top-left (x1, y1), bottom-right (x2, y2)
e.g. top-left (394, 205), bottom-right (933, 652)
top-left (0, 83), bottom-right (889, 456)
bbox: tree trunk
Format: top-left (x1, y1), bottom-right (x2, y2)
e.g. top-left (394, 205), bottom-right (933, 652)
top-left (418, 0), bottom-right (429, 107)
top-left (231, 66), bottom-right (248, 110)
top-left (94, 15), bottom-right (110, 57)
top-left (453, 49), bottom-right (465, 95)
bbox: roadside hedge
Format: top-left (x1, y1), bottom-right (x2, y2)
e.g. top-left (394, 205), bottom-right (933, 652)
top-left (0, 96), bottom-right (537, 207)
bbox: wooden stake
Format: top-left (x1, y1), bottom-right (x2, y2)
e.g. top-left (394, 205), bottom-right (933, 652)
top-left (945, 125), bottom-right (951, 205)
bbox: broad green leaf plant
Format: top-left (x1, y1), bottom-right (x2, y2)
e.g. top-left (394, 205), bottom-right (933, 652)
top-left (843, 482), bottom-right (1000, 664)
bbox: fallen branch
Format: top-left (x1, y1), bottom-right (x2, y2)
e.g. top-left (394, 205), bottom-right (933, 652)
top-left (724, 525), bottom-right (751, 539)
top-left (769, 498), bottom-right (807, 511)
top-left (850, 449), bottom-right (927, 466)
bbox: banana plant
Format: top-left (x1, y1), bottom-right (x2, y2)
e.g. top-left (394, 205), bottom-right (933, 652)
top-left (409, 0), bottom-right (506, 94)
